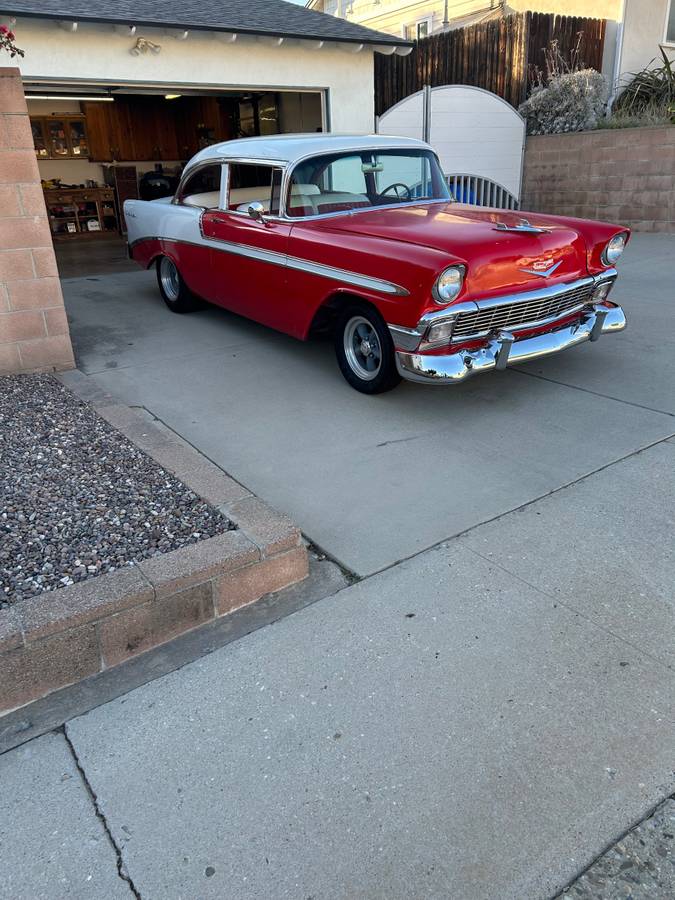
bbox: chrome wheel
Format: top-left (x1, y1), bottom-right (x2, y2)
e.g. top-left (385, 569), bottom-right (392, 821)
top-left (159, 257), bottom-right (180, 302)
top-left (344, 316), bottom-right (382, 381)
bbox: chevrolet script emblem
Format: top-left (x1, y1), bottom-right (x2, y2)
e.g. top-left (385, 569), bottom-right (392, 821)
top-left (519, 259), bottom-right (562, 278)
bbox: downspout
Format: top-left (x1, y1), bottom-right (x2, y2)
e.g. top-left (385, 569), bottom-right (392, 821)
top-left (607, 0), bottom-right (627, 112)
top-left (443, 0), bottom-right (449, 31)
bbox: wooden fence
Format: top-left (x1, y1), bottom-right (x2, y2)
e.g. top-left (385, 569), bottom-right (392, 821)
top-left (374, 11), bottom-right (606, 117)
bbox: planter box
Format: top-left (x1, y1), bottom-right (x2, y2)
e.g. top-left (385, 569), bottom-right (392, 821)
top-left (0, 385), bottom-right (308, 716)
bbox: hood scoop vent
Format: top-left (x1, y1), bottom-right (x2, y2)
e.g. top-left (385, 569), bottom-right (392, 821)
top-left (494, 219), bottom-right (550, 234)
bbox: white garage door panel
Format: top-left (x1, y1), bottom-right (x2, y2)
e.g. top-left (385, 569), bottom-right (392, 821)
top-left (378, 84), bottom-right (525, 202)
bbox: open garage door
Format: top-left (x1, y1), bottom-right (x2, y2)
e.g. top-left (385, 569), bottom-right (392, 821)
top-left (27, 84), bottom-right (325, 278)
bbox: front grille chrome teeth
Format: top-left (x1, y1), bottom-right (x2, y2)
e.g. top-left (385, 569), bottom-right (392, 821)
top-left (453, 284), bottom-right (595, 338)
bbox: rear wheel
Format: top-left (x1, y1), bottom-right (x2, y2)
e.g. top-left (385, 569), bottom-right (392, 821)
top-left (335, 305), bottom-right (401, 394)
top-left (156, 256), bottom-right (198, 314)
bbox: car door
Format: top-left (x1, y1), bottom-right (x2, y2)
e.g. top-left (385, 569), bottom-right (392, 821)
top-left (170, 162), bottom-right (224, 302)
top-left (201, 162), bottom-right (293, 332)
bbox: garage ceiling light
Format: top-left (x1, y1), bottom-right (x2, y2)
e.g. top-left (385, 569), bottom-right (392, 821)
top-left (27, 95), bottom-right (115, 101)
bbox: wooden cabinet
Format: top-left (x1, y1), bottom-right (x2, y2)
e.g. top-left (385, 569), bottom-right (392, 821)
top-left (43, 187), bottom-right (119, 240)
top-left (81, 96), bottom-right (237, 164)
top-left (31, 116), bottom-right (89, 159)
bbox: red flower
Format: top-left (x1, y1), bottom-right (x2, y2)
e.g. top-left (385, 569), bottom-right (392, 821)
top-left (8, 31), bottom-right (15, 39)
top-left (0, 25), bottom-right (8, 34)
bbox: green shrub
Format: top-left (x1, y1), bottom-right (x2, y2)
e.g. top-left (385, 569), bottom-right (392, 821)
top-left (614, 49), bottom-right (675, 117)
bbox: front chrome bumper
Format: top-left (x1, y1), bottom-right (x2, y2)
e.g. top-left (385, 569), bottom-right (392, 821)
top-left (395, 303), bottom-right (626, 385)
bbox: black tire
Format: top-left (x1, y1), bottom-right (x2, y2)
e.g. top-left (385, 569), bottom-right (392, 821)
top-left (334, 304), bottom-right (401, 394)
top-left (156, 256), bottom-right (199, 314)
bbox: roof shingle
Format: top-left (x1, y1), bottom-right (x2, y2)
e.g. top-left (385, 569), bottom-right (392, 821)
top-left (6, 0), bottom-right (409, 46)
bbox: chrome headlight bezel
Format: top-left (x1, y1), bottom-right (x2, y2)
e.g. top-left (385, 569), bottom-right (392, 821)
top-left (601, 232), bottom-right (628, 267)
top-left (433, 264), bottom-right (466, 305)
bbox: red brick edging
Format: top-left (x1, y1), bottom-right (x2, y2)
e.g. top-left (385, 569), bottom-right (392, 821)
top-left (0, 388), bottom-right (308, 716)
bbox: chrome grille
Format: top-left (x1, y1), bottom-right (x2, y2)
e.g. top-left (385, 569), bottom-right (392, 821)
top-left (452, 282), bottom-right (595, 338)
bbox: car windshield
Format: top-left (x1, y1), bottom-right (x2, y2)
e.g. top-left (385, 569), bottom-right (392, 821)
top-left (286, 149), bottom-right (450, 218)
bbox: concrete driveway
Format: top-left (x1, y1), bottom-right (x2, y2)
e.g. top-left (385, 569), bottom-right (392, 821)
top-left (62, 234), bottom-right (675, 576)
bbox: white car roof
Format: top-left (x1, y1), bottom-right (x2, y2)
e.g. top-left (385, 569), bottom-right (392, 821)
top-left (187, 133), bottom-right (433, 169)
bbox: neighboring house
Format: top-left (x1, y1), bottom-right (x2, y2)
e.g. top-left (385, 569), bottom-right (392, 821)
top-left (305, 0), bottom-right (621, 40)
top-left (305, 0), bottom-right (507, 40)
top-left (305, 0), bottom-right (674, 97)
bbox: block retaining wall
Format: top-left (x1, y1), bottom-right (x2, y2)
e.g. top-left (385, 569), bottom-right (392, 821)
top-left (0, 376), bottom-right (309, 715)
top-left (521, 126), bottom-right (675, 233)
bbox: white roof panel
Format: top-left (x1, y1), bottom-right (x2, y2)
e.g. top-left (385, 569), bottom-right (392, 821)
top-left (188, 133), bottom-right (432, 168)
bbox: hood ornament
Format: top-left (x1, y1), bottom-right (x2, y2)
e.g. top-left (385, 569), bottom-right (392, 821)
top-left (519, 259), bottom-right (562, 278)
top-left (494, 218), bottom-right (550, 234)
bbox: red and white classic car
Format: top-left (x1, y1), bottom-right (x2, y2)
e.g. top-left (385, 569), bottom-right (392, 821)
top-left (126, 134), bottom-right (628, 393)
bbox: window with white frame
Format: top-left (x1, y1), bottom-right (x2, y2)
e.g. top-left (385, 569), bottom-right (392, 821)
top-left (405, 17), bottom-right (432, 40)
top-left (666, 0), bottom-right (675, 43)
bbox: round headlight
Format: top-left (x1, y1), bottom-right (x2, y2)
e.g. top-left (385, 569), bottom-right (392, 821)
top-left (434, 265), bottom-right (465, 305)
top-left (601, 233), bottom-right (627, 266)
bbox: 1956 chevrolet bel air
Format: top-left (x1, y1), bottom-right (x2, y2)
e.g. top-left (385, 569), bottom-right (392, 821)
top-left (125, 133), bottom-right (628, 394)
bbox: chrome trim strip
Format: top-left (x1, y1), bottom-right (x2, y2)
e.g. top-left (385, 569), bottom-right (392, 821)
top-left (473, 276), bottom-right (597, 311)
top-left (129, 234), bottom-right (409, 297)
top-left (396, 304), bottom-right (627, 385)
top-left (283, 256), bottom-right (409, 295)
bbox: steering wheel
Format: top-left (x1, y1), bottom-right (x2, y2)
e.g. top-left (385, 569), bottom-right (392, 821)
top-left (380, 182), bottom-right (412, 202)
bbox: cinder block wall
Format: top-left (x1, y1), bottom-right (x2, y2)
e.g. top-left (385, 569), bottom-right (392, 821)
top-left (521, 126), bottom-right (675, 233)
top-left (0, 67), bottom-right (74, 375)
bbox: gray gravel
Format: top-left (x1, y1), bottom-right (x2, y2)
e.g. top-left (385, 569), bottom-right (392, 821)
top-left (0, 374), bottom-right (232, 606)
top-left (560, 797), bottom-right (675, 899)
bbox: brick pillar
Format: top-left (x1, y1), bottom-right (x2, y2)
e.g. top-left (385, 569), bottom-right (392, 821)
top-left (0, 67), bottom-right (75, 375)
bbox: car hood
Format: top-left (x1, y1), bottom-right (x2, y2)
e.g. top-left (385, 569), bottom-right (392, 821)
top-left (321, 202), bottom-right (591, 299)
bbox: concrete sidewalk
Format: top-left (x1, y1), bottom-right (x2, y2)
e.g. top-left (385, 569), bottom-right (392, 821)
top-left (2, 438), bottom-right (673, 900)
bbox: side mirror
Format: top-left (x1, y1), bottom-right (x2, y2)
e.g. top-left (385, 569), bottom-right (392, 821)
top-left (248, 201), bottom-right (267, 224)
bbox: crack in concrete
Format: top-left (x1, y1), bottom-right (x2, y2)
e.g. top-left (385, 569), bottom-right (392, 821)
top-left (364, 429), bottom-right (675, 580)
top-left (511, 367), bottom-right (675, 419)
top-left (61, 726), bottom-right (142, 899)
top-left (553, 791), bottom-right (675, 899)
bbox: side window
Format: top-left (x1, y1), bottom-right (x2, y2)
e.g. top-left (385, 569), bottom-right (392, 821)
top-left (180, 164), bottom-right (222, 209)
top-left (228, 164), bottom-right (282, 216)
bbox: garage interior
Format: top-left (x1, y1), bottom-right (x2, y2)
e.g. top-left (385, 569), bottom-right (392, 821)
top-left (27, 84), bottom-right (324, 277)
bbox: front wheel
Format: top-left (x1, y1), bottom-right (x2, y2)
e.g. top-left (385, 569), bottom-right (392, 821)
top-left (335, 306), bottom-right (401, 394)
top-left (156, 256), bottom-right (198, 314)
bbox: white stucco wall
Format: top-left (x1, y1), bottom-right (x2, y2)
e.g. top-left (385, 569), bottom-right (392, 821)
top-left (11, 18), bottom-right (377, 133)
top-left (619, 0), bottom-right (673, 83)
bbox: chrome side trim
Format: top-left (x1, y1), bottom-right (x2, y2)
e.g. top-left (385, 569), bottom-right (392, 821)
top-left (283, 256), bottom-right (409, 296)
top-left (130, 234), bottom-right (409, 297)
top-left (396, 304), bottom-right (627, 385)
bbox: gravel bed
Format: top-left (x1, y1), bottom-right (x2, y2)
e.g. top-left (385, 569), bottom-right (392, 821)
top-left (0, 374), bottom-right (233, 607)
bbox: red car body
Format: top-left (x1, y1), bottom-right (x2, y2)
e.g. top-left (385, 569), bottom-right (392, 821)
top-left (126, 134), bottom-right (628, 392)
